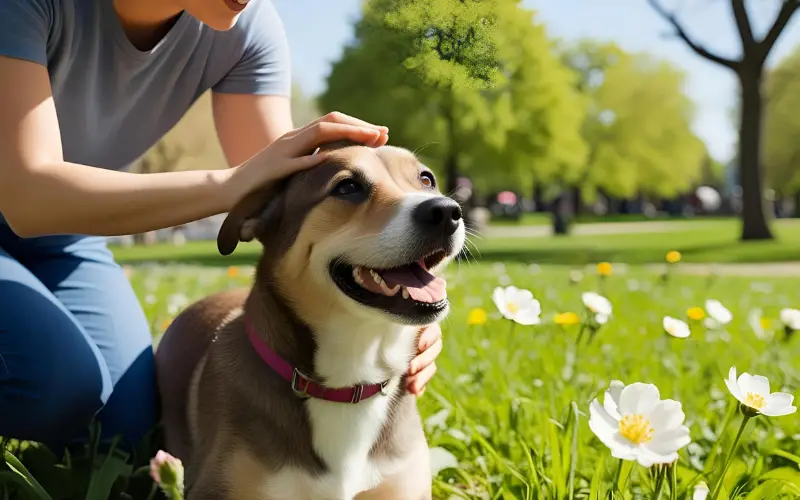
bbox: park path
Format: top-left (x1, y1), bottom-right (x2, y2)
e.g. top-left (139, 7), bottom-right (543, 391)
top-left (483, 220), bottom-right (705, 239)
top-left (645, 262), bottom-right (800, 277)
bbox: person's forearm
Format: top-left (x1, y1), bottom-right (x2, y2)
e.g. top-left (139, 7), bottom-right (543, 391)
top-left (2, 161), bottom-right (236, 237)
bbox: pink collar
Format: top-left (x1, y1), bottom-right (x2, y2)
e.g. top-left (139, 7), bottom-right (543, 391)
top-left (245, 320), bottom-right (390, 404)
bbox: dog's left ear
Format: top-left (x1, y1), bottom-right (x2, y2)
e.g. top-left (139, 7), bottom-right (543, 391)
top-left (217, 184), bottom-right (285, 256)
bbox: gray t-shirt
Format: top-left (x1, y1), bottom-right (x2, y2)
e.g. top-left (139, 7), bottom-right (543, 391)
top-left (0, 0), bottom-right (291, 172)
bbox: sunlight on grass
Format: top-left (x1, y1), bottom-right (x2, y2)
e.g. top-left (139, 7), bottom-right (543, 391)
top-left (3, 259), bottom-right (800, 498)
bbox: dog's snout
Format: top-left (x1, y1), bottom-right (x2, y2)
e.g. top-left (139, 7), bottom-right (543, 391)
top-left (412, 197), bottom-right (462, 235)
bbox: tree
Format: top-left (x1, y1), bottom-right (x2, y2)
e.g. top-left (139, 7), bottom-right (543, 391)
top-left (561, 41), bottom-right (705, 202)
top-left (764, 48), bottom-right (800, 200)
top-left (319, 0), bottom-right (586, 197)
top-left (647, 0), bottom-right (800, 240)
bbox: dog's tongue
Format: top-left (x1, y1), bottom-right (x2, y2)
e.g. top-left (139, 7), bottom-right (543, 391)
top-left (381, 263), bottom-right (447, 303)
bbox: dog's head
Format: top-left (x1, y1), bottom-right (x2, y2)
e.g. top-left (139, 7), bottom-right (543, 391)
top-left (218, 142), bottom-right (466, 327)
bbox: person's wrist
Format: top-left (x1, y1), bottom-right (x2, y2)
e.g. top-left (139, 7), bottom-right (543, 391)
top-left (209, 167), bottom-right (239, 213)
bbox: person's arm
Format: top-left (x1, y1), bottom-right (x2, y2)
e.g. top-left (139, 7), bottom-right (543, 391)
top-left (0, 56), bottom-right (385, 238)
top-left (212, 93), bottom-right (294, 167)
top-left (0, 56), bottom-right (235, 238)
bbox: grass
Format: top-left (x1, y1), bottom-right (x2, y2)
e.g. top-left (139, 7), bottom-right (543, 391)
top-left (109, 218), bottom-right (800, 267)
top-left (4, 257), bottom-right (800, 498)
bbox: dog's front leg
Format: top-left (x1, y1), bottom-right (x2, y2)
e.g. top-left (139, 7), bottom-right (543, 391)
top-left (355, 444), bottom-right (432, 500)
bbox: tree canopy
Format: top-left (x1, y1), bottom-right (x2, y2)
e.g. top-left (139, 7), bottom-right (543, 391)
top-left (764, 47), bottom-right (800, 195)
top-left (560, 41), bottom-right (706, 200)
top-left (319, 0), bottom-right (587, 194)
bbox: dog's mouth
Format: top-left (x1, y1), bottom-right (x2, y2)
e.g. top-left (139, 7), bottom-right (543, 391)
top-left (329, 250), bottom-right (449, 322)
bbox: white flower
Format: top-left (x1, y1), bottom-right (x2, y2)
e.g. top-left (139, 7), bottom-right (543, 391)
top-left (724, 367), bottom-right (796, 417)
top-left (780, 308), bottom-right (800, 330)
top-left (588, 381), bottom-right (691, 467)
top-left (663, 316), bottom-right (690, 338)
top-left (693, 481), bottom-right (709, 500)
top-left (705, 299), bottom-right (732, 326)
top-left (582, 292), bottom-right (612, 322)
top-left (492, 286), bottom-right (541, 325)
top-left (748, 308), bottom-right (772, 341)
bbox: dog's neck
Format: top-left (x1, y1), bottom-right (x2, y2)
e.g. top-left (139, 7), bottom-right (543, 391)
top-left (243, 280), bottom-right (319, 380)
top-left (243, 275), bottom-right (418, 389)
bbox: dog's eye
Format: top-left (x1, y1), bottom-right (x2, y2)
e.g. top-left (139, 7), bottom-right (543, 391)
top-left (420, 171), bottom-right (436, 189)
top-left (332, 178), bottom-right (365, 198)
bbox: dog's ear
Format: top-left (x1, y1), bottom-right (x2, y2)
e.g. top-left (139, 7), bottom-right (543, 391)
top-left (217, 184), bottom-right (286, 256)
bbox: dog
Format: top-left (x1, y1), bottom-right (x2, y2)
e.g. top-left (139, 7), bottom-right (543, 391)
top-left (154, 141), bottom-right (467, 500)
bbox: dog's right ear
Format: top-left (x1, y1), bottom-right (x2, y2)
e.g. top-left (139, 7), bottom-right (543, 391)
top-left (217, 185), bottom-right (283, 256)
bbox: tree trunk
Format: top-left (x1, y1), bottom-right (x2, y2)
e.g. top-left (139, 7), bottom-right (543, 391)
top-left (551, 186), bottom-right (574, 235)
top-left (737, 69), bottom-right (774, 240)
top-left (794, 191), bottom-right (800, 218)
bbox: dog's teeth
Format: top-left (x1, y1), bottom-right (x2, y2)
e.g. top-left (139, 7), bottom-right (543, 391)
top-left (369, 269), bottom-right (383, 285)
top-left (352, 266), bottom-right (366, 288)
top-left (402, 287), bottom-right (409, 299)
top-left (379, 280), bottom-right (400, 296)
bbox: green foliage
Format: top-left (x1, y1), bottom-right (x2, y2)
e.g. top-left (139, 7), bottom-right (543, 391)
top-left (764, 48), bottom-right (800, 194)
top-left (4, 257), bottom-right (800, 498)
top-left (319, 0), bottom-right (587, 193)
top-left (2, 424), bottom-right (163, 500)
top-left (560, 41), bottom-right (706, 199)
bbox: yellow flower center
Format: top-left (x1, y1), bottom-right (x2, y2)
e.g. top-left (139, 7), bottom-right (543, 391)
top-left (554, 312), bottom-right (580, 325)
top-left (743, 392), bottom-right (766, 410)
top-left (467, 308), bottom-right (487, 326)
top-left (618, 414), bottom-right (654, 444)
top-left (597, 262), bottom-right (613, 276)
top-left (687, 307), bottom-right (705, 321)
top-left (760, 318), bottom-right (771, 330)
top-left (666, 251), bottom-right (681, 263)
top-left (507, 302), bottom-right (519, 314)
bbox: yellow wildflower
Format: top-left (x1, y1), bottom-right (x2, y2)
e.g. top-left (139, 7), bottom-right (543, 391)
top-left (666, 251), bottom-right (681, 264)
top-left (687, 307), bottom-right (705, 321)
top-left (596, 262), bottom-right (613, 276)
top-left (467, 308), bottom-right (487, 326)
top-left (227, 266), bottom-right (239, 278)
top-left (554, 312), bottom-right (581, 326)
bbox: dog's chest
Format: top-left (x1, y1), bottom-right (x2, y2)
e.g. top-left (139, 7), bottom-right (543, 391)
top-left (257, 388), bottom-right (401, 500)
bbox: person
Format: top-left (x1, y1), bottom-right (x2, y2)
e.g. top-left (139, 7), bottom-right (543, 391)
top-left (0, 0), bottom-right (444, 450)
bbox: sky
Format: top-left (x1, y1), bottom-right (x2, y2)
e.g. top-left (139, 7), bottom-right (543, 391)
top-left (270, 0), bottom-right (800, 163)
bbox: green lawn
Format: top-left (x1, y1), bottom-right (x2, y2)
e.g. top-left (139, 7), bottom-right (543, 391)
top-left (4, 218), bottom-right (800, 499)
top-left (110, 218), bottom-right (800, 267)
top-left (9, 260), bottom-right (798, 499)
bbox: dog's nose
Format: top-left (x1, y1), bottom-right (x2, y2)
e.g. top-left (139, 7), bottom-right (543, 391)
top-left (413, 197), bottom-right (462, 235)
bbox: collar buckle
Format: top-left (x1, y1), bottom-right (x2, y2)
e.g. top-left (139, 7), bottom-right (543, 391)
top-left (291, 367), bottom-right (313, 399)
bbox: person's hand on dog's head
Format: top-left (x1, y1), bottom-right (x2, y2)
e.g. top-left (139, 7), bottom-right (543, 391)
top-left (217, 112), bottom-right (389, 255)
top-left (221, 111), bottom-right (389, 215)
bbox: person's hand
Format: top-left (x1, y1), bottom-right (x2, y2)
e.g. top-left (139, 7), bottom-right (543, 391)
top-left (406, 323), bottom-right (443, 396)
top-left (222, 112), bottom-right (389, 209)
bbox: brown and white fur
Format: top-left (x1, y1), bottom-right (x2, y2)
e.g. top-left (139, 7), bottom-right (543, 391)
top-left (154, 141), bottom-right (466, 500)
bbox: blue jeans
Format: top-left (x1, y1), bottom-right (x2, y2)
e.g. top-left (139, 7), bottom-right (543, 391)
top-left (0, 223), bottom-right (156, 449)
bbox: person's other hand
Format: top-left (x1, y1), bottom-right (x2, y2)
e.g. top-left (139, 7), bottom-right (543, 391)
top-left (406, 323), bottom-right (443, 396)
top-left (223, 112), bottom-right (389, 208)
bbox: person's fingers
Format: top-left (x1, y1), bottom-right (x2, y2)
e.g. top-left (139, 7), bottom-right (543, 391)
top-left (417, 323), bottom-right (442, 353)
top-left (407, 362), bottom-right (437, 396)
top-left (308, 111), bottom-right (389, 134)
top-left (286, 122), bottom-right (382, 157)
top-left (273, 152), bottom-right (329, 178)
top-left (408, 337), bottom-right (442, 377)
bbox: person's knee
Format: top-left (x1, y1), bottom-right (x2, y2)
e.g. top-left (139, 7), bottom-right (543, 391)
top-left (0, 281), bottom-right (113, 443)
top-left (1, 351), bottom-right (111, 443)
